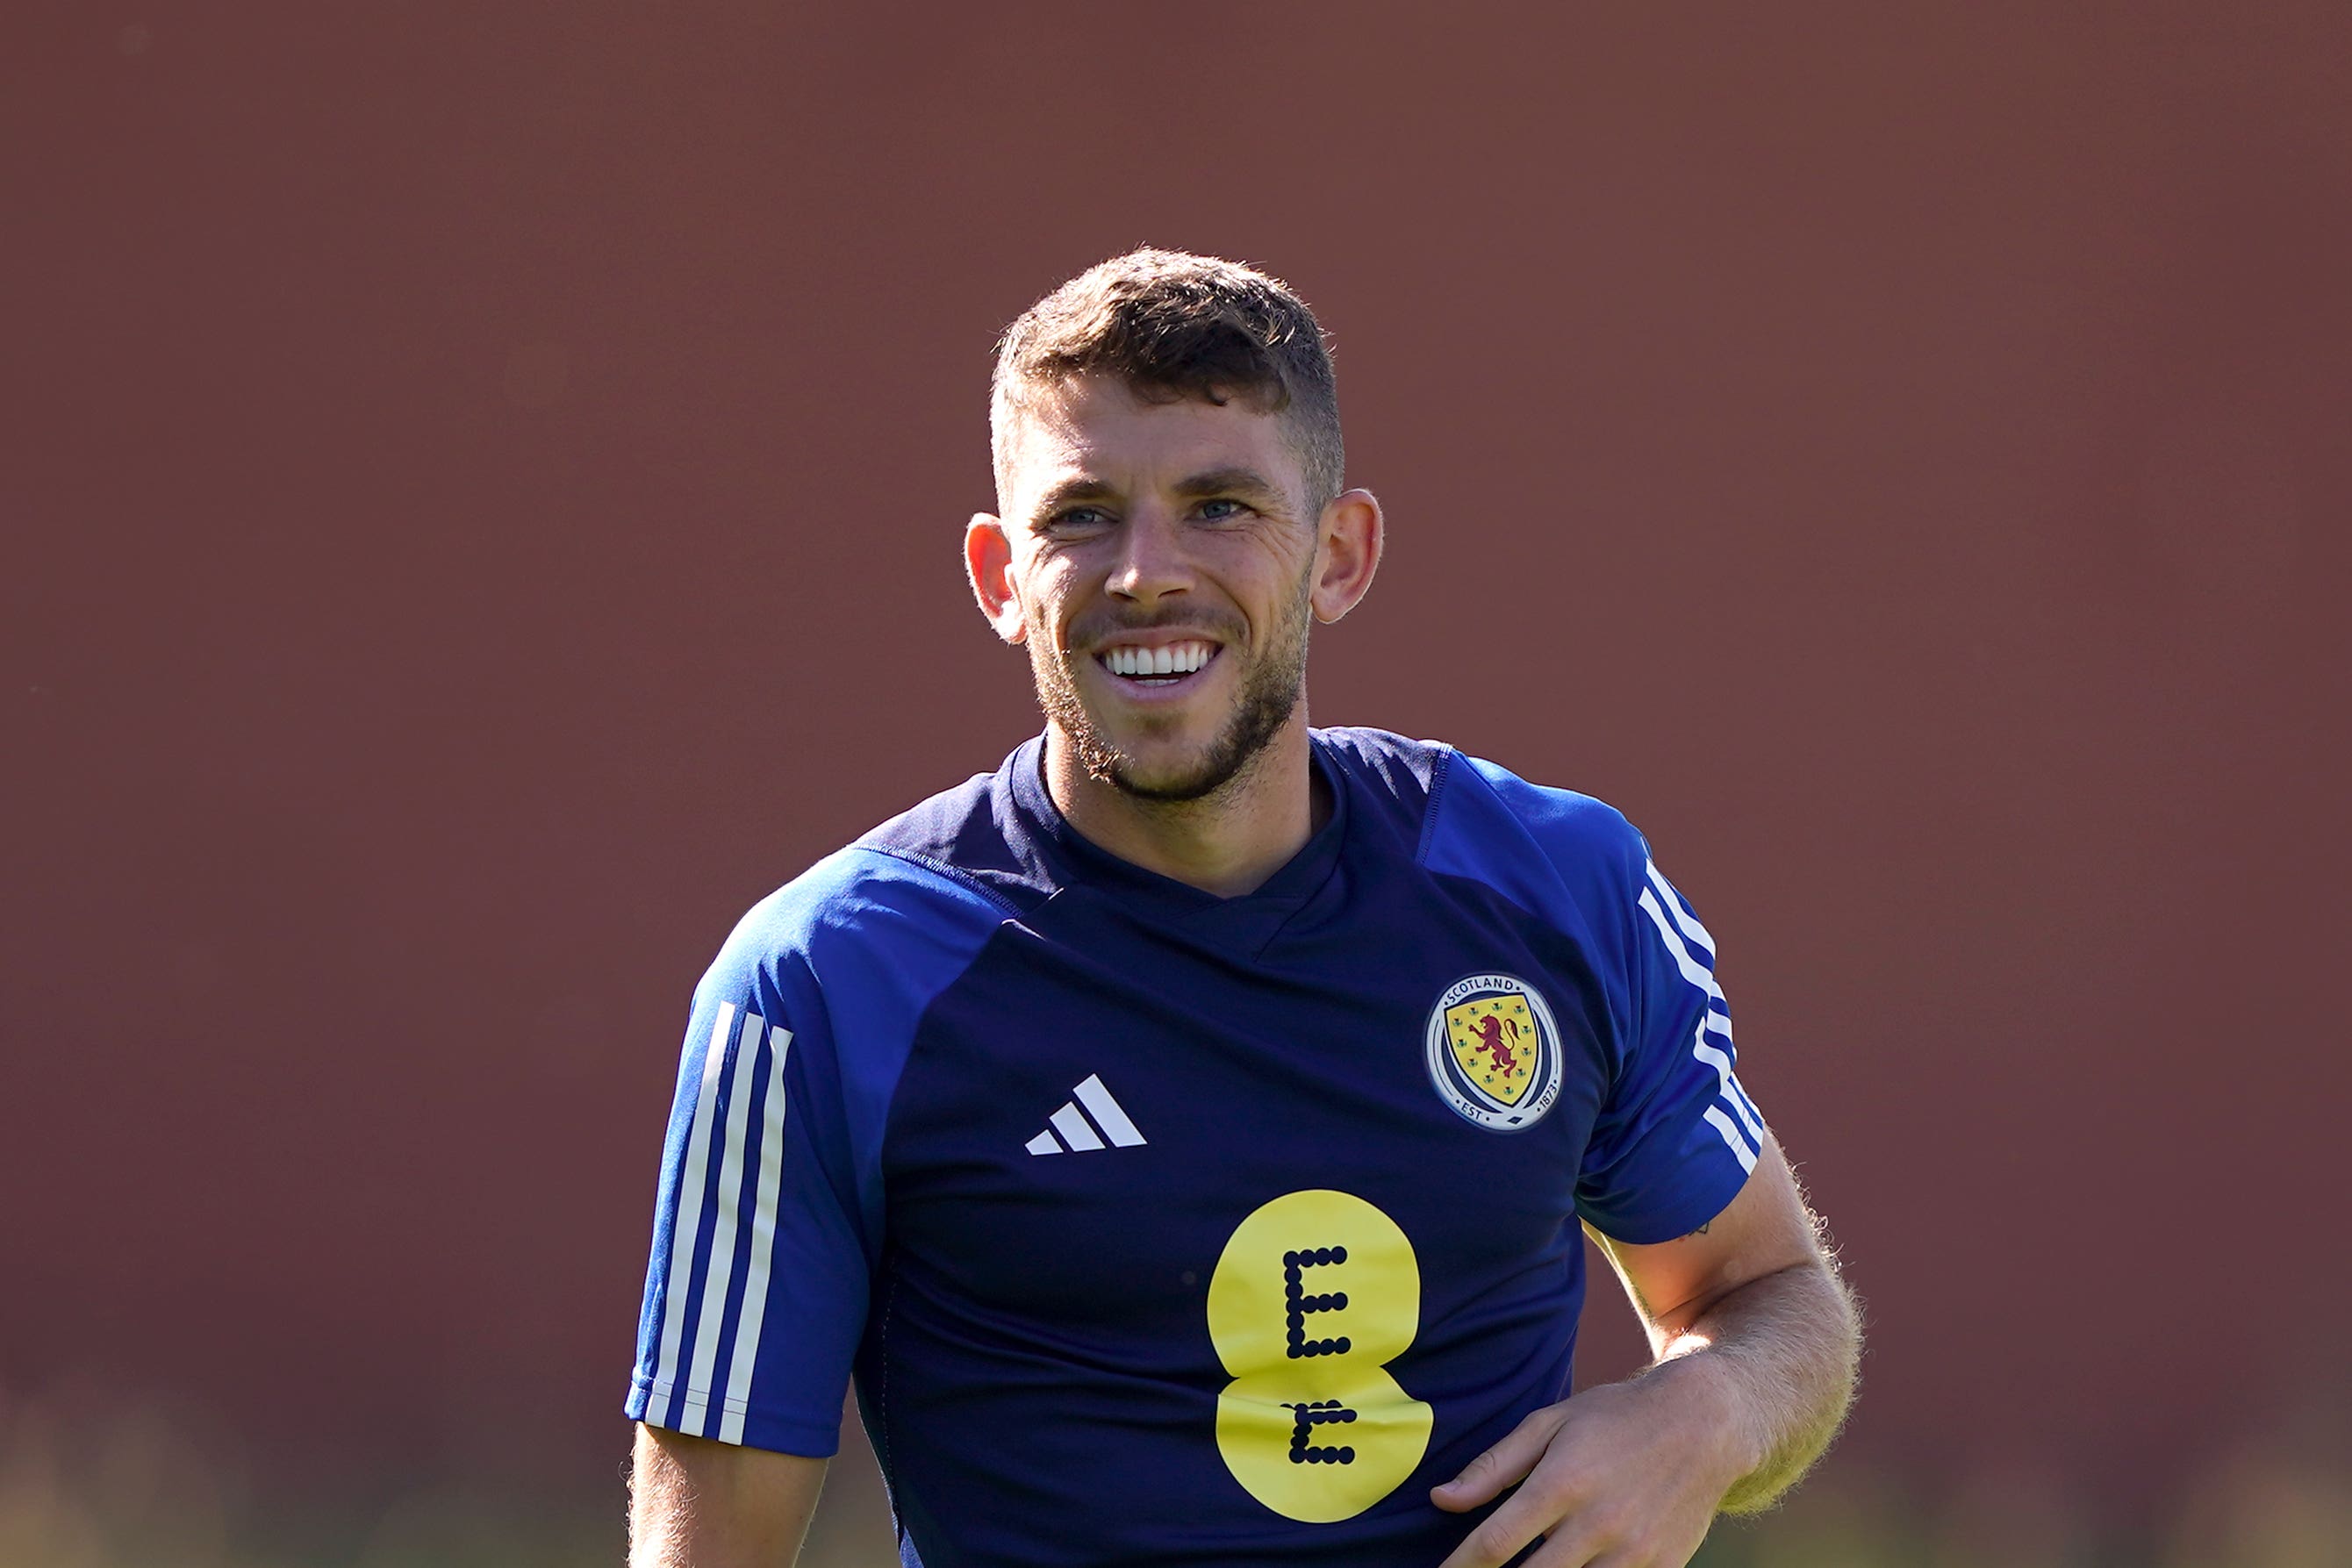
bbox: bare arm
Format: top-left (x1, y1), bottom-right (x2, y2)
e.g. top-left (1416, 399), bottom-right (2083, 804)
top-left (1588, 1135), bottom-right (1859, 1513)
top-left (1434, 1135), bottom-right (1861, 1567)
top-left (628, 1423), bottom-right (828, 1568)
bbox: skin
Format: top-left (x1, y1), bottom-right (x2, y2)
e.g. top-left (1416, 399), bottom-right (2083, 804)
top-left (966, 374), bottom-right (1383, 895)
top-left (628, 373), bottom-right (1860, 1567)
top-left (1430, 1136), bottom-right (1859, 1567)
top-left (629, 1425), bottom-right (823, 1568)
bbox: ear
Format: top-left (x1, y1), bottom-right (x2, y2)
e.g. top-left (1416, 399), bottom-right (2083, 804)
top-left (965, 512), bottom-right (1028, 644)
top-left (1309, 488), bottom-right (1383, 625)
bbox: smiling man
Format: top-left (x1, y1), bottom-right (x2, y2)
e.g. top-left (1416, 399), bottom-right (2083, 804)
top-left (624, 250), bottom-right (1861, 1568)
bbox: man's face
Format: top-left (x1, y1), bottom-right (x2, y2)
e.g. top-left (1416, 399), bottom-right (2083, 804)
top-left (982, 376), bottom-right (1326, 802)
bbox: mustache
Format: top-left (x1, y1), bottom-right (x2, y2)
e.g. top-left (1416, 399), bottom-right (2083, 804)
top-left (1065, 610), bottom-right (1245, 651)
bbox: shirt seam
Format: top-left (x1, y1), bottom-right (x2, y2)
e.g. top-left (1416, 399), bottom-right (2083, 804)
top-left (627, 1374), bottom-right (840, 1450)
top-left (1413, 744), bottom-right (1458, 867)
top-left (850, 843), bottom-right (1029, 920)
top-left (875, 1267), bottom-right (897, 1482)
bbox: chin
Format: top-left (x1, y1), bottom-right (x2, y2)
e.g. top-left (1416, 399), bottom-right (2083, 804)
top-left (1097, 731), bottom-right (1258, 803)
top-left (1043, 661), bottom-right (1301, 806)
top-left (1108, 757), bottom-right (1226, 802)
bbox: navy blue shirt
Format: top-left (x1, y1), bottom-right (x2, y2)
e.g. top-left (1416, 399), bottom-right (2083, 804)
top-left (627, 728), bottom-right (1764, 1567)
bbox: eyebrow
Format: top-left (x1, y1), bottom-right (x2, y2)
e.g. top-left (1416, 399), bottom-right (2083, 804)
top-left (1030, 468), bottom-right (1287, 519)
top-left (1031, 476), bottom-right (1120, 519)
top-left (1173, 467), bottom-right (1286, 506)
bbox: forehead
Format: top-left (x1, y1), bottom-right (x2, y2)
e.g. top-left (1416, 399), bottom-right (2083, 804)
top-left (997, 375), bottom-right (1303, 507)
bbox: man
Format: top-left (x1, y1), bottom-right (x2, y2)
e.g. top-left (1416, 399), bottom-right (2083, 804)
top-left (625, 249), bottom-right (1860, 1568)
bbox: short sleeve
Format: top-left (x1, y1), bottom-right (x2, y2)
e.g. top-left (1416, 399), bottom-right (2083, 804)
top-left (1574, 856), bottom-right (1768, 1243)
top-left (622, 848), bottom-right (1010, 1455)
top-left (624, 933), bottom-right (871, 1455)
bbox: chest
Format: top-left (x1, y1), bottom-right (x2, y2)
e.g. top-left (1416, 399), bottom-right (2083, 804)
top-left (876, 859), bottom-right (1624, 1335)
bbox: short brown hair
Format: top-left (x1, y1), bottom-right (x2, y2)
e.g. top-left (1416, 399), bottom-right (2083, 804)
top-left (991, 248), bottom-right (1344, 514)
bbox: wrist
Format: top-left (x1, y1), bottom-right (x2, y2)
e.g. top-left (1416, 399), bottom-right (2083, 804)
top-left (1643, 1347), bottom-right (1768, 1494)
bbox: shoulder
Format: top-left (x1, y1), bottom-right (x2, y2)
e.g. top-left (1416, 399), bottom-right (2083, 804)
top-left (1439, 752), bottom-right (1647, 874)
top-left (1315, 725), bottom-right (1648, 893)
top-left (696, 767), bottom-right (1029, 1014)
top-left (1311, 725), bottom-right (1448, 848)
top-left (698, 845), bottom-right (1007, 1009)
top-left (1314, 724), bottom-right (1450, 802)
top-left (857, 750), bottom-right (1058, 912)
top-left (1416, 744), bottom-right (1652, 936)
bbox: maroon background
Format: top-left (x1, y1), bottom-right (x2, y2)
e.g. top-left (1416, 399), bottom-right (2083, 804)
top-left (8, 0), bottom-right (2348, 1525)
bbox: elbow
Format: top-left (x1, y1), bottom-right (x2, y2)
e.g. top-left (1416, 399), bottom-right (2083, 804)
top-left (1718, 1264), bottom-right (1865, 1517)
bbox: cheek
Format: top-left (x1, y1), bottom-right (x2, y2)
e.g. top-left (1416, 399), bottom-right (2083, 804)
top-left (1228, 523), bottom-right (1315, 577)
top-left (1020, 557), bottom-right (1089, 638)
top-left (1226, 540), bottom-right (1316, 617)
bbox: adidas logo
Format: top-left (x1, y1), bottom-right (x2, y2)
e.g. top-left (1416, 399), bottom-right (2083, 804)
top-left (1025, 1073), bottom-right (1147, 1156)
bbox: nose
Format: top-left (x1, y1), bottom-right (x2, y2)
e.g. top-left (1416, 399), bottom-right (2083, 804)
top-left (1105, 505), bottom-right (1193, 605)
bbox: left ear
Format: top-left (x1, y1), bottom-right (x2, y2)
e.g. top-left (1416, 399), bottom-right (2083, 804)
top-left (1310, 488), bottom-right (1383, 625)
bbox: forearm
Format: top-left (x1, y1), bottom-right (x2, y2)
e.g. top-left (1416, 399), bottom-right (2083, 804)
top-left (628, 1423), bottom-right (827, 1568)
top-left (1646, 1257), bottom-right (1861, 1514)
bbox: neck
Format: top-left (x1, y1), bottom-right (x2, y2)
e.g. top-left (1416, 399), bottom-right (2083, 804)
top-left (1043, 712), bottom-right (1328, 899)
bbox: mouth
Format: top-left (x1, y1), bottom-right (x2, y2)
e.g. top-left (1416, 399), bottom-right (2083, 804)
top-left (1092, 637), bottom-right (1222, 694)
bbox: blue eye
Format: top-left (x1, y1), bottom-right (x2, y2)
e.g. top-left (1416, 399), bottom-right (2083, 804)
top-left (1198, 498), bottom-right (1248, 521)
top-left (1049, 507), bottom-right (1110, 531)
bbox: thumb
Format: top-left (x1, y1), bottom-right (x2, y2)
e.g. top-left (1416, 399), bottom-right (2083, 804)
top-left (1431, 1407), bottom-right (1567, 1512)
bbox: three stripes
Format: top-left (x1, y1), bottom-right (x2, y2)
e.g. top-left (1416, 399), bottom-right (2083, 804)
top-left (1635, 862), bottom-right (1767, 1174)
top-left (1026, 1073), bottom-right (1147, 1155)
top-left (647, 1001), bottom-right (792, 1443)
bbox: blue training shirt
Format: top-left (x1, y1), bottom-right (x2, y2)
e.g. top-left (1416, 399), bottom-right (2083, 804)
top-left (627, 727), bottom-right (1765, 1567)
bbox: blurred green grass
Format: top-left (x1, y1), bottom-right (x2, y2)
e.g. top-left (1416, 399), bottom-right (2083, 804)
top-left (4, 1392), bottom-right (2345, 1567)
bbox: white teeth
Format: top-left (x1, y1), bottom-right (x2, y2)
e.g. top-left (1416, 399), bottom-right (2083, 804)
top-left (1101, 641), bottom-right (1213, 679)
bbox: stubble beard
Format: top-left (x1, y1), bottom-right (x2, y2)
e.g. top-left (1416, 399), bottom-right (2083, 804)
top-left (1031, 573), bottom-right (1313, 805)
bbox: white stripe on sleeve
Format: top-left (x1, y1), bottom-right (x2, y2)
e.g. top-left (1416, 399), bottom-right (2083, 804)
top-left (1725, 1070), bottom-right (1766, 1131)
top-left (718, 1023), bottom-right (792, 1444)
top-left (1691, 1029), bottom-right (1768, 1146)
top-left (1703, 1104), bottom-right (1760, 1173)
top-left (1638, 887), bottom-right (1730, 1014)
top-left (650, 1002), bottom-right (736, 1422)
top-left (679, 1007), bottom-right (769, 1434)
top-left (1639, 885), bottom-right (1769, 1153)
top-left (1645, 862), bottom-right (1718, 956)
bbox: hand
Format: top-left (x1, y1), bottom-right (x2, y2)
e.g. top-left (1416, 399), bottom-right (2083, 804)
top-left (1430, 1363), bottom-right (1751, 1568)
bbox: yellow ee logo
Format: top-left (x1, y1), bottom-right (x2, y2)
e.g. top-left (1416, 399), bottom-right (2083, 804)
top-left (1205, 1190), bottom-right (1431, 1522)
